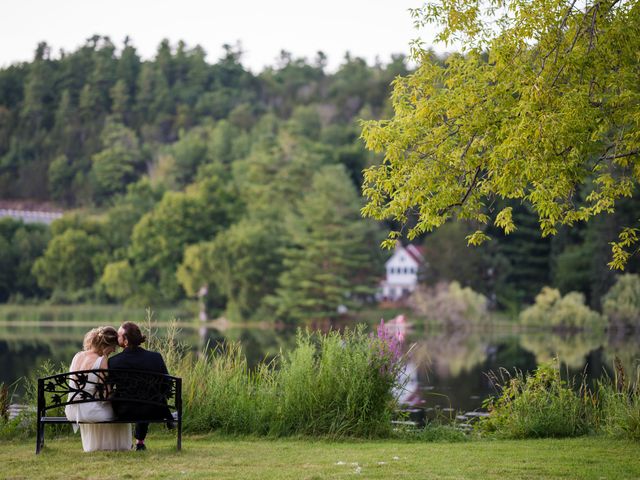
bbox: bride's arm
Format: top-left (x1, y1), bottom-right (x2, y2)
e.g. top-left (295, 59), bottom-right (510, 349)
top-left (68, 352), bottom-right (80, 372)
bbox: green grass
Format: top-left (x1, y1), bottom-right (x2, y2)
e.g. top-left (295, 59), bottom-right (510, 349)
top-left (1, 434), bottom-right (639, 479)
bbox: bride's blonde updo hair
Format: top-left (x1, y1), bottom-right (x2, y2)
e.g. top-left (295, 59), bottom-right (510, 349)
top-left (83, 326), bottom-right (118, 355)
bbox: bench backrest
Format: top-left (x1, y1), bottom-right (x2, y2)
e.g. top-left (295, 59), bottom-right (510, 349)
top-left (37, 369), bottom-right (182, 414)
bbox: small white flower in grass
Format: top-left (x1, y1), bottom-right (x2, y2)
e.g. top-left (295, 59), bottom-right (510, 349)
top-left (377, 462), bottom-right (387, 465)
top-left (354, 466), bottom-right (362, 474)
top-left (335, 461), bottom-right (346, 465)
top-left (393, 456), bottom-right (400, 461)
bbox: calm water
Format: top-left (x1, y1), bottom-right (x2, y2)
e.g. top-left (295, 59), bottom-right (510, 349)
top-left (1, 316), bottom-right (638, 414)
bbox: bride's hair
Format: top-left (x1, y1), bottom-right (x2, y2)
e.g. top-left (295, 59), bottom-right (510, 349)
top-left (83, 326), bottom-right (118, 354)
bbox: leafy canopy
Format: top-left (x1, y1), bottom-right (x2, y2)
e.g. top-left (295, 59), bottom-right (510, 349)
top-left (361, 0), bottom-right (640, 268)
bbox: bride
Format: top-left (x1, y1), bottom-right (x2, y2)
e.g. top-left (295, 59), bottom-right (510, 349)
top-left (65, 326), bottom-right (132, 452)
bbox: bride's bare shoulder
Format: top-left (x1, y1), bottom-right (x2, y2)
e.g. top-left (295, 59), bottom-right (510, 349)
top-left (71, 351), bottom-right (98, 370)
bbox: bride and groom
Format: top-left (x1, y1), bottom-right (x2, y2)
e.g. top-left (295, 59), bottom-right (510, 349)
top-left (65, 322), bottom-right (171, 452)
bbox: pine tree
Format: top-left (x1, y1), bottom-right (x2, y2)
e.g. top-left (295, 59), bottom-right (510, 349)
top-left (271, 164), bottom-right (381, 322)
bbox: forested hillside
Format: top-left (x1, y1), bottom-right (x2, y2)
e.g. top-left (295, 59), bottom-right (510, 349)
top-left (0, 36), bottom-right (637, 319)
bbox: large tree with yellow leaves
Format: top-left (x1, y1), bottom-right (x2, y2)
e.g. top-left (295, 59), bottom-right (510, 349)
top-left (361, 0), bottom-right (640, 268)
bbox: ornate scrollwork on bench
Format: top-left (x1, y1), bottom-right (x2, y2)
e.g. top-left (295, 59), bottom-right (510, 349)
top-left (36, 369), bottom-right (182, 454)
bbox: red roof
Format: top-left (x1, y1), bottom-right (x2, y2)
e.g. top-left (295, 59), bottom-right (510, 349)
top-left (404, 244), bottom-right (424, 264)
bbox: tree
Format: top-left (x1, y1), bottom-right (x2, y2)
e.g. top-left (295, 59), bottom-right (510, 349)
top-left (361, 0), bottom-right (640, 268)
top-left (270, 164), bottom-right (382, 322)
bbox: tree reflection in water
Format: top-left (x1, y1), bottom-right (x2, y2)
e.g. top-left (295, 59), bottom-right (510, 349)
top-left (519, 331), bottom-right (606, 370)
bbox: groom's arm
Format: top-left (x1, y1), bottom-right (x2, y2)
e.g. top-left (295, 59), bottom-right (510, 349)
top-left (156, 353), bottom-right (169, 375)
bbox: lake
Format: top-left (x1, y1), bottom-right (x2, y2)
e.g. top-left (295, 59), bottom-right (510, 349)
top-left (1, 312), bottom-right (638, 415)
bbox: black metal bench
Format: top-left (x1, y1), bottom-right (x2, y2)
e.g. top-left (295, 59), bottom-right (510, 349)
top-left (36, 369), bottom-right (182, 454)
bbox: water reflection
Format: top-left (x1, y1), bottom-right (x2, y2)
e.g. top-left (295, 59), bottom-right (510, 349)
top-left (520, 331), bottom-right (606, 370)
top-left (1, 317), bottom-right (638, 412)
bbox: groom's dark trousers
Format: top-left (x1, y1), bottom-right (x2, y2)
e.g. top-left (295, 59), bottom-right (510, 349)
top-left (108, 346), bottom-right (172, 441)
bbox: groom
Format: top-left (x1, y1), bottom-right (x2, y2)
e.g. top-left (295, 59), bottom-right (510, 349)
top-left (108, 321), bottom-right (173, 451)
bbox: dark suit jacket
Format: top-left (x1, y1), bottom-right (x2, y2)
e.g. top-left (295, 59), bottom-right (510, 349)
top-left (108, 347), bottom-right (172, 421)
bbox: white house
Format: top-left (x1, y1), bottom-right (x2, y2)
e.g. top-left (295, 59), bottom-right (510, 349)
top-left (379, 243), bottom-right (424, 301)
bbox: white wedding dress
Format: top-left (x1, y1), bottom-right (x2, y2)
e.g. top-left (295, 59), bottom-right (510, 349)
top-left (65, 354), bottom-right (132, 452)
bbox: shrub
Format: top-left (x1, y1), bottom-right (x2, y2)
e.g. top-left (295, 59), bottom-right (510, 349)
top-left (602, 274), bottom-right (640, 328)
top-left (410, 281), bottom-right (488, 326)
top-left (478, 362), bottom-right (592, 438)
top-left (520, 287), bottom-right (605, 330)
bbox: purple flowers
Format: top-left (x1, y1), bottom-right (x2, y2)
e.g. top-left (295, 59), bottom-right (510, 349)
top-left (371, 319), bottom-right (404, 377)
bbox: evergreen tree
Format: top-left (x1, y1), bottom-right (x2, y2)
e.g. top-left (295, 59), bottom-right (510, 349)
top-left (271, 164), bottom-right (381, 322)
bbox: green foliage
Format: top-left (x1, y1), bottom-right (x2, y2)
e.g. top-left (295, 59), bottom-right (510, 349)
top-left (410, 281), bottom-right (488, 326)
top-left (602, 274), bottom-right (640, 327)
top-left (361, 0), bottom-right (640, 268)
top-left (479, 362), bottom-right (593, 438)
top-left (520, 287), bottom-right (605, 330)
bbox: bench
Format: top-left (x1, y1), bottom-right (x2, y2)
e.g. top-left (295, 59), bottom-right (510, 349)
top-left (36, 369), bottom-right (182, 454)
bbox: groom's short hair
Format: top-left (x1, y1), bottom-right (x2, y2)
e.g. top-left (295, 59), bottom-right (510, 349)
top-left (121, 322), bottom-right (146, 347)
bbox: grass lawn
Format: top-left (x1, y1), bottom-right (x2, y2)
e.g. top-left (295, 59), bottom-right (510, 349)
top-left (1, 434), bottom-right (639, 479)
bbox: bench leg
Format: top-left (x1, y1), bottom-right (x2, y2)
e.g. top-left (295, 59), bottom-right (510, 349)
top-left (36, 421), bottom-right (44, 454)
top-left (177, 419), bottom-right (182, 451)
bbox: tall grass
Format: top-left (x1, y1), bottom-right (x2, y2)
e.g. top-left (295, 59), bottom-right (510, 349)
top-left (146, 321), bottom-right (405, 438)
top-left (597, 359), bottom-right (640, 440)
